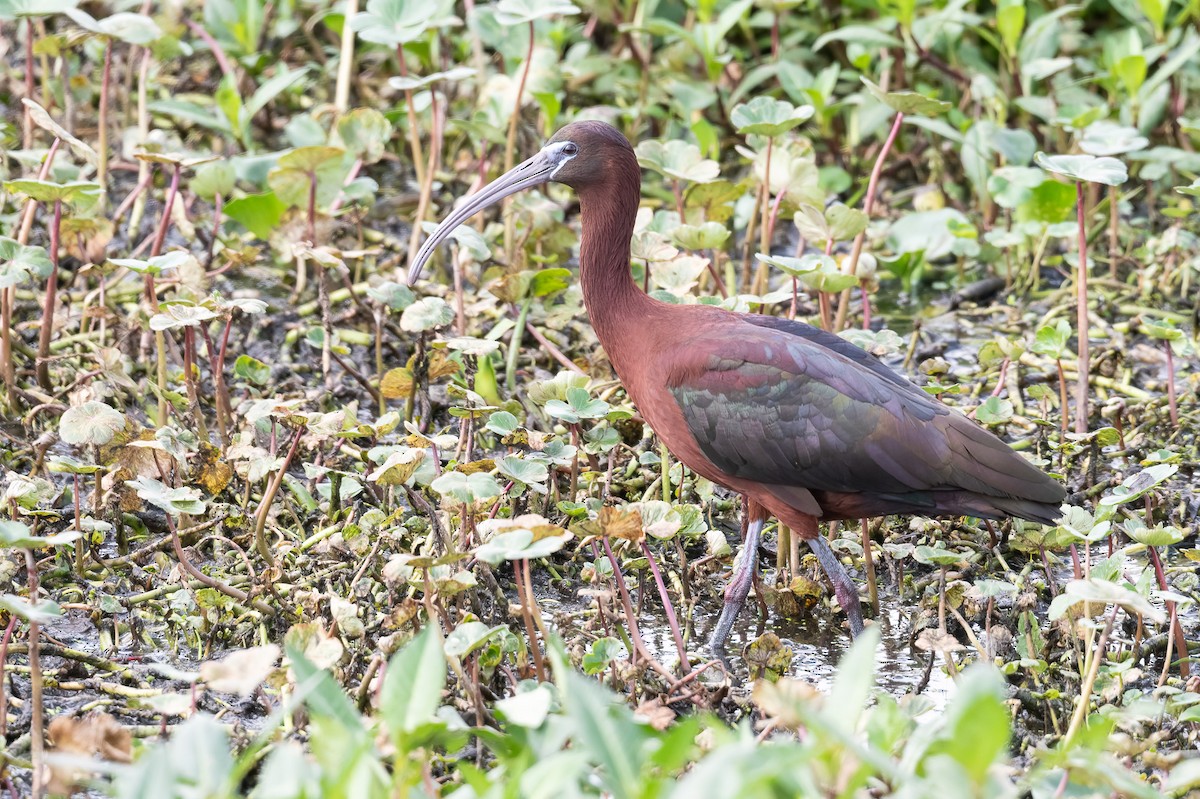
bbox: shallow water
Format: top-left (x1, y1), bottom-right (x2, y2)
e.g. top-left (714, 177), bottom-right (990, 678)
top-left (626, 582), bottom-right (956, 710)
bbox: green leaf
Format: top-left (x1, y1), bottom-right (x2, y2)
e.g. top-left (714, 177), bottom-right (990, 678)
top-left (924, 664), bottom-right (1010, 784)
top-left (1099, 463), bottom-right (1178, 506)
top-left (352, 0), bottom-right (450, 44)
top-left (3, 179), bottom-right (100, 206)
top-left (233, 354), bottom-right (270, 385)
top-left (400, 296), bottom-right (453, 332)
top-left (812, 24), bottom-right (902, 52)
top-left (912, 545), bottom-right (964, 566)
top-left (190, 160), bottom-right (236, 199)
top-left (0, 520), bottom-right (80, 549)
top-left (1034, 152), bottom-right (1128, 186)
top-left (1125, 522), bottom-right (1184, 548)
top-left (474, 527), bottom-right (570, 564)
top-left (223, 191), bottom-right (287, 239)
top-left (635, 139), bottom-right (720, 183)
top-left (444, 621), bottom-right (504, 658)
top-left (495, 455), bottom-right (548, 487)
top-left (0, 238), bottom-right (51, 288)
top-left (125, 475), bottom-right (206, 516)
top-left (0, 0), bottom-right (78, 19)
top-left (150, 302), bottom-right (220, 331)
top-left (976, 396), bottom-right (1014, 425)
top-left (672, 221), bottom-right (729, 250)
top-left (380, 624), bottom-right (446, 746)
top-left (366, 280), bottom-right (416, 311)
top-left (1175, 178), bottom-right (1200, 198)
top-left (996, 0), bottom-right (1025, 57)
top-left (336, 108), bottom-right (393, 163)
top-left (494, 684), bottom-right (553, 727)
top-left (861, 77), bottom-right (951, 116)
top-left (1031, 319), bottom-right (1071, 358)
top-left (267, 146), bottom-right (350, 209)
top-left (557, 667), bottom-right (648, 799)
top-left (1048, 577), bottom-right (1165, 623)
top-left (493, 0), bottom-right (579, 25)
top-left (388, 67), bottom-right (477, 92)
top-left (987, 166), bottom-right (1046, 209)
top-left (430, 471), bottom-right (502, 504)
top-left (529, 267), bottom-right (572, 297)
top-left (244, 66), bottom-right (310, 124)
top-left (1079, 121), bottom-right (1148, 157)
top-left (581, 636), bottom-right (628, 674)
top-left (60, 400), bottom-right (125, 446)
top-left (730, 96), bottom-right (813, 137)
top-left (827, 625), bottom-right (881, 735)
top-left (0, 594), bottom-right (62, 624)
top-left (65, 8), bottom-right (161, 43)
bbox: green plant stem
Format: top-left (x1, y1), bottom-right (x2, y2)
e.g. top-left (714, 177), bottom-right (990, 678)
top-left (1064, 606), bottom-right (1117, 744)
top-left (1074, 182), bottom-right (1090, 435)
top-left (505, 299), bottom-right (532, 391)
top-left (127, 45), bottom-right (151, 238)
top-left (34, 198), bottom-right (62, 391)
top-left (751, 136), bottom-right (774, 294)
top-left (97, 39), bottom-right (113, 208)
top-left (334, 0), bottom-right (358, 113)
top-left (24, 549), bottom-right (43, 799)
top-left (408, 88), bottom-right (443, 267)
top-left (1164, 342), bottom-right (1178, 426)
top-left (23, 18), bottom-right (34, 148)
top-left (396, 48), bottom-right (426, 197)
top-left (4, 139), bottom-right (59, 402)
top-left (502, 20), bottom-right (536, 259)
top-left (834, 110), bottom-right (904, 332)
top-left (861, 518), bottom-right (878, 615)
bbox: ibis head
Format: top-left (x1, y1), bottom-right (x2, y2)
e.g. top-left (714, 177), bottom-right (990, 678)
top-left (407, 121), bottom-right (633, 287)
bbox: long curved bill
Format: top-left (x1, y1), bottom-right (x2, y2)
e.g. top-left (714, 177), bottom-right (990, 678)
top-left (407, 143), bottom-right (573, 286)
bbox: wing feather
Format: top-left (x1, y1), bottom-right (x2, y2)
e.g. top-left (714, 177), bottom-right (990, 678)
top-left (667, 317), bottom-right (1065, 512)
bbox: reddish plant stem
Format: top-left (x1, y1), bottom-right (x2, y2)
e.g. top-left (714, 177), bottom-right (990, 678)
top-left (253, 426), bottom-right (305, 565)
top-left (0, 615), bottom-right (16, 737)
top-left (34, 199), bottom-right (63, 390)
top-left (1074, 182), bottom-right (1090, 435)
top-left (1147, 545), bottom-right (1190, 678)
top-left (641, 541), bottom-right (689, 670)
top-left (151, 163), bottom-right (182, 257)
top-left (1164, 343), bottom-right (1178, 425)
top-left (200, 326), bottom-right (231, 446)
top-left (600, 537), bottom-right (671, 678)
top-left (512, 558), bottom-right (545, 681)
top-left (835, 110), bottom-right (904, 331)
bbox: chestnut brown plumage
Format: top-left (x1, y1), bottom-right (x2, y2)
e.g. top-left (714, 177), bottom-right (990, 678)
top-left (409, 120), bottom-right (1066, 656)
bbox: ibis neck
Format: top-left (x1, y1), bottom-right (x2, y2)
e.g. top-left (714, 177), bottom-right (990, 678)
top-left (575, 170), bottom-right (652, 351)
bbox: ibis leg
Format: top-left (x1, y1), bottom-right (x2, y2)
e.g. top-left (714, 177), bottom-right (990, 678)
top-left (708, 517), bottom-right (764, 657)
top-left (807, 534), bottom-right (865, 637)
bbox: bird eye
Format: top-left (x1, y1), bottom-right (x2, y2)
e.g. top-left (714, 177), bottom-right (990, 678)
top-left (563, 142), bottom-right (578, 156)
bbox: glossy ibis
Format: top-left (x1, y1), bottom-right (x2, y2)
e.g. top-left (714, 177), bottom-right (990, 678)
top-left (408, 121), bottom-right (1066, 656)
